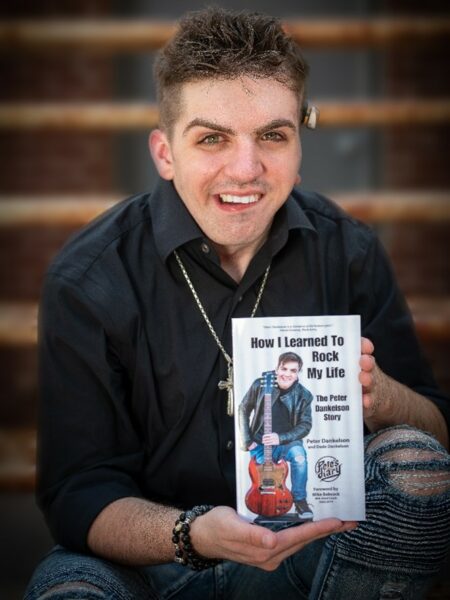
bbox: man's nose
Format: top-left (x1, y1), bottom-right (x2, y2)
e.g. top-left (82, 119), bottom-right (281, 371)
top-left (223, 139), bottom-right (264, 182)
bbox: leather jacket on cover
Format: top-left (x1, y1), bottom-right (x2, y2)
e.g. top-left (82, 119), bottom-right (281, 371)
top-left (238, 373), bottom-right (313, 451)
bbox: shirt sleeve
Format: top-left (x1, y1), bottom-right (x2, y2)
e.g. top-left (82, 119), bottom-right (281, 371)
top-left (238, 379), bottom-right (259, 450)
top-left (37, 273), bottom-right (145, 553)
top-left (278, 389), bottom-right (313, 445)
top-left (350, 230), bottom-right (450, 432)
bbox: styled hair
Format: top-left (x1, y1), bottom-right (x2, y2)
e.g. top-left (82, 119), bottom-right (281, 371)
top-left (277, 352), bottom-right (303, 370)
top-left (154, 7), bottom-right (309, 133)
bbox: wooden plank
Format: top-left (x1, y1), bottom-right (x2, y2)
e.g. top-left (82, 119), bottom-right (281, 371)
top-left (0, 195), bottom-right (121, 227)
top-left (0, 298), bottom-right (448, 347)
top-left (283, 18), bottom-right (450, 48)
top-left (0, 102), bottom-right (159, 130)
top-left (0, 18), bottom-right (448, 52)
top-left (0, 427), bottom-right (35, 492)
top-left (332, 191), bottom-right (450, 223)
top-left (0, 20), bottom-right (176, 52)
top-left (0, 191), bottom-right (448, 228)
top-left (318, 100), bottom-right (450, 127)
top-left (0, 302), bottom-right (37, 347)
top-left (0, 100), bottom-right (449, 130)
top-left (408, 297), bottom-right (450, 342)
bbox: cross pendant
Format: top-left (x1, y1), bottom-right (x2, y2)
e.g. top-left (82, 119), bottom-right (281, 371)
top-left (218, 364), bottom-right (234, 416)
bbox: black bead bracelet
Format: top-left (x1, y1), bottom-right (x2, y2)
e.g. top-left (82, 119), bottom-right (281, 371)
top-left (172, 504), bottom-right (222, 570)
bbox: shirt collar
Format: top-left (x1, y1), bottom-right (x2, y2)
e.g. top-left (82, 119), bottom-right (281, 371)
top-left (149, 178), bottom-right (316, 262)
top-left (285, 192), bottom-right (317, 234)
top-left (150, 178), bottom-right (204, 261)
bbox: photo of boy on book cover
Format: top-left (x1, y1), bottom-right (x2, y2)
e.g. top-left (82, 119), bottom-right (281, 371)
top-left (238, 352), bottom-right (314, 520)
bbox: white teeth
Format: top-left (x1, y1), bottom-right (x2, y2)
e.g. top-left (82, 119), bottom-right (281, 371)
top-left (219, 194), bottom-right (259, 204)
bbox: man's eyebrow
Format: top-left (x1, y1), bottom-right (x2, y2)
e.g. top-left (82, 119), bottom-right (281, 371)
top-left (182, 117), bottom-right (298, 137)
top-left (255, 119), bottom-right (298, 136)
top-left (183, 119), bottom-right (235, 136)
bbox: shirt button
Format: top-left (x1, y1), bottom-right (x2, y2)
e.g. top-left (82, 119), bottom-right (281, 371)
top-left (201, 242), bottom-right (210, 254)
top-left (226, 440), bottom-right (234, 451)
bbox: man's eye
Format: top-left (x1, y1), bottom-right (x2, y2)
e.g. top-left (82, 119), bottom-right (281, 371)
top-left (261, 131), bottom-right (284, 142)
top-left (199, 134), bottom-right (222, 145)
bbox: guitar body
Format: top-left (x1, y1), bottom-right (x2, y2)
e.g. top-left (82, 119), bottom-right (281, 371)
top-left (245, 456), bottom-right (293, 516)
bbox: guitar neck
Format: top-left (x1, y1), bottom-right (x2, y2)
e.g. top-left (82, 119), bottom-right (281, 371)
top-left (263, 391), bottom-right (272, 464)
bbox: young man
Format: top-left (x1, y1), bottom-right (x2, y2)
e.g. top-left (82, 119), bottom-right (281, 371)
top-left (239, 352), bottom-right (314, 519)
top-left (26, 8), bottom-right (449, 599)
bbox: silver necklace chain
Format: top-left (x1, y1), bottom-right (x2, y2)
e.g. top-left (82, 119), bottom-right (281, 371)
top-left (173, 249), bottom-right (270, 416)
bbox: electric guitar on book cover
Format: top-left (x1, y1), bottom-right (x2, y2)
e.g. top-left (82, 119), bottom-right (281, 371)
top-left (245, 371), bottom-right (293, 517)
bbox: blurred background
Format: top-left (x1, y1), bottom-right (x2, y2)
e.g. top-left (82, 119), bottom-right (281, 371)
top-left (0, 1), bottom-right (449, 598)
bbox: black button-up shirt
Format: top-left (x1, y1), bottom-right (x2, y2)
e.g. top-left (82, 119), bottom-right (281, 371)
top-left (38, 178), bottom-right (449, 552)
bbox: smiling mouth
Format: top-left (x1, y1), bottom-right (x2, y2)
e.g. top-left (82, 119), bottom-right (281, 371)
top-left (219, 194), bottom-right (260, 205)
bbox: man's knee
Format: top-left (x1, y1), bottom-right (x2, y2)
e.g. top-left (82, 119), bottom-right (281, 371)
top-left (36, 581), bottom-right (104, 599)
top-left (292, 451), bottom-right (306, 465)
top-left (326, 426), bottom-right (450, 576)
top-left (365, 425), bottom-right (450, 497)
top-left (286, 443), bottom-right (307, 464)
top-left (24, 546), bottom-right (148, 600)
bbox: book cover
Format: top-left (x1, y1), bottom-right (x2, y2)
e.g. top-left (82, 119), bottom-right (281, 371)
top-left (232, 315), bottom-right (365, 525)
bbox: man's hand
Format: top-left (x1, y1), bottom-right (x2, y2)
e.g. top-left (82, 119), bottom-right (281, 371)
top-left (359, 337), bottom-right (380, 417)
top-left (358, 336), bottom-right (448, 447)
top-left (262, 433), bottom-right (280, 446)
top-left (190, 506), bottom-right (356, 571)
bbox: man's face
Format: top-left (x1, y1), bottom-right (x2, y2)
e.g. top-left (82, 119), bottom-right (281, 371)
top-left (275, 360), bottom-right (300, 390)
top-left (150, 76), bottom-right (302, 257)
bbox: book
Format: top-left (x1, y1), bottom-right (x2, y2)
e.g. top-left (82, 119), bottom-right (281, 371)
top-left (232, 315), bottom-right (365, 524)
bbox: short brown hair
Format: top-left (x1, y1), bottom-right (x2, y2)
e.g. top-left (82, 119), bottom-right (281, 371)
top-left (277, 352), bottom-right (303, 370)
top-left (154, 7), bottom-right (309, 133)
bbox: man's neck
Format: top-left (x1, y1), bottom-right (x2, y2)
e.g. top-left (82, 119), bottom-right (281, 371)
top-left (213, 241), bottom-right (264, 282)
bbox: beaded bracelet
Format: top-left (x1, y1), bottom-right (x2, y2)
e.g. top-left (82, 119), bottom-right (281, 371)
top-left (172, 504), bottom-right (222, 570)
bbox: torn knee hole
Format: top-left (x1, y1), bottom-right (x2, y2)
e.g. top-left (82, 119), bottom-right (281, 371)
top-left (389, 468), bottom-right (450, 496)
top-left (293, 454), bottom-right (306, 464)
top-left (39, 582), bottom-right (103, 599)
top-left (367, 429), bottom-right (450, 496)
top-left (379, 448), bottom-right (442, 462)
top-left (366, 428), bottom-right (436, 455)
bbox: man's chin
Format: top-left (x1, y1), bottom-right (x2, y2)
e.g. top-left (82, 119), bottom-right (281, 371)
top-left (278, 381), bottom-right (296, 390)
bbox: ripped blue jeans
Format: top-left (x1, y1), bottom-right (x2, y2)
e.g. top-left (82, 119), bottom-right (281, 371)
top-left (25, 426), bottom-right (450, 600)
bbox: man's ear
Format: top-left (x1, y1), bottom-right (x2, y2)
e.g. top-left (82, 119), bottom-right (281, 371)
top-left (148, 129), bottom-right (174, 180)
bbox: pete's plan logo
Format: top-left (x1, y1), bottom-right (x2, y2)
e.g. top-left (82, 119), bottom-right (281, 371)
top-left (315, 456), bottom-right (341, 482)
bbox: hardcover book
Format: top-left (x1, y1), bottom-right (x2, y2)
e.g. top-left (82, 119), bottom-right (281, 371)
top-left (232, 315), bottom-right (365, 525)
